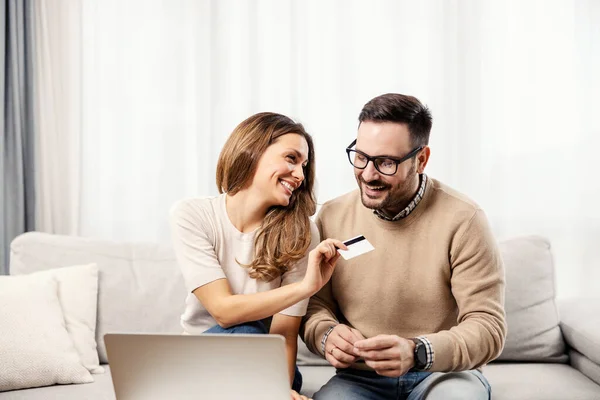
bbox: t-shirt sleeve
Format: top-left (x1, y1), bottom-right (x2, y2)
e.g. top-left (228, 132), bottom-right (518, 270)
top-left (278, 220), bottom-right (320, 317)
top-left (169, 199), bottom-right (226, 293)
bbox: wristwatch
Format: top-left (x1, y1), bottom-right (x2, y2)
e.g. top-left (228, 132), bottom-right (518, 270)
top-left (411, 338), bottom-right (427, 370)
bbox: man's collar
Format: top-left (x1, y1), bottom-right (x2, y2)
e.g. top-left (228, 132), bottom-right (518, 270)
top-left (373, 174), bottom-right (428, 221)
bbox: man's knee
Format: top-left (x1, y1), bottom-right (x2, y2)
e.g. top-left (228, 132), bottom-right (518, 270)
top-left (314, 370), bottom-right (395, 400)
top-left (313, 380), bottom-right (351, 400)
top-left (313, 374), bottom-right (363, 400)
top-left (419, 371), bottom-right (490, 400)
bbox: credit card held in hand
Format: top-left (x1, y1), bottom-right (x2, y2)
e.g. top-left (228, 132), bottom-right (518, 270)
top-left (337, 235), bottom-right (375, 260)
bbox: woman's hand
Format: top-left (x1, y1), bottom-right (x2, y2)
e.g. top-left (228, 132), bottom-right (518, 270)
top-left (302, 238), bottom-right (347, 295)
top-left (291, 389), bottom-right (311, 400)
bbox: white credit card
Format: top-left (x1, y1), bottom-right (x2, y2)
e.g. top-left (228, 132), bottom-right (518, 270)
top-left (337, 235), bottom-right (375, 260)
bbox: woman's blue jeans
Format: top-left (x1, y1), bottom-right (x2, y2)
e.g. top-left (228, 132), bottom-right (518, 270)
top-left (204, 320), bottom-right (303, 392)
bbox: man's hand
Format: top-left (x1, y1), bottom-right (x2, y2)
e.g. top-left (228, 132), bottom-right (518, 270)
top-left (353, 335), bottom-right (415, 377)
top-left (324, 324), bottom-right (365, 368)
top-left (290, 389), bottom-right (310, 400)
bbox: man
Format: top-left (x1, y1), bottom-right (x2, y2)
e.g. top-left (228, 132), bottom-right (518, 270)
top-left (301, 93), bottom-right (506, 399)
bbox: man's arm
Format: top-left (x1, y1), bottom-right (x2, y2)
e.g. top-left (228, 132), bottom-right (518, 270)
top-left (300, 271), bottom-right (340, 356)
top-left (301, 210), bottom-right (366, 369)
top-left (424, 209), bottom-right (507, 371)
top-left (301, 279), bottom-right (366, 369)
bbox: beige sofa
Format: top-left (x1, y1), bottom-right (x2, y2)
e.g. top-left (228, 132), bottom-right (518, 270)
top-left (1, 232), bottom-right (600, 399)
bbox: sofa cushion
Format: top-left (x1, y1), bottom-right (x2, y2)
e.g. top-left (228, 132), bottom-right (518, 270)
top-left (570, 350), bottom-right (600, 387)
top-left (297, 338), bottom-right (329, 366)
top-left (10, 232), bottom-right (186, 364)
top-left (0, 273), bottom-right (93, 391)
top-left (0, 365), bottom-right (114, 400)
top-left (559, 298), bottom-right (600, 365)
top-left (483, 363), bottom-right (600, 400)
top-left (496, 236), bottom-right (567, 362)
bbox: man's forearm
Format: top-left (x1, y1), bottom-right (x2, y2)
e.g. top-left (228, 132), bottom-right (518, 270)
top-left (424, 310), bottom-right (506, 371)
top-left (300, 283), bottom-right (340, 356)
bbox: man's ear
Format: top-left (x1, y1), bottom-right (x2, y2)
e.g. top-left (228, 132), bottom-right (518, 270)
top-left (416, 146), bottom-right (431, 173)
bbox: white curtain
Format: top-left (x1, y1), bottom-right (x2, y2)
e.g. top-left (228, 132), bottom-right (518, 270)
top-left (40, 0), bottom-right (600, 298)
top-left (33, 0), bottom-right (81, 235)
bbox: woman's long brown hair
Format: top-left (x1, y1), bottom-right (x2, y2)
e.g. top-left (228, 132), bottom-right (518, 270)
top-left (216, 112), bottom-right (316, 282)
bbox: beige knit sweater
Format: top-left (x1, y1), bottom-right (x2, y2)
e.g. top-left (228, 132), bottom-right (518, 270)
top-left (301, 178), bottom-right (506, 372)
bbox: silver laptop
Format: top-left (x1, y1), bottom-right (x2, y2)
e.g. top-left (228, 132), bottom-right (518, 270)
top-left (104, 333), bottom-right (291, 400)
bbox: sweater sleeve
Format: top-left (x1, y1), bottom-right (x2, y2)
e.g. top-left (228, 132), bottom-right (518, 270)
top-left (300, 212), bottom-right (340, 357)
top-left (424, 209), bottom-right (507, 371)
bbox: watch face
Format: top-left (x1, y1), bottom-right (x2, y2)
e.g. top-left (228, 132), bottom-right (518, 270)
top-left (416, 344), bottom-right (427, 366)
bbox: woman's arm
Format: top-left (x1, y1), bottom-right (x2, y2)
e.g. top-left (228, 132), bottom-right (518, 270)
top-left (193, 238), bottom-right (346, 329)
top-left (193, 279), bottom-right (311, 328)
top-left (269, 314), bottom-right (302, 386)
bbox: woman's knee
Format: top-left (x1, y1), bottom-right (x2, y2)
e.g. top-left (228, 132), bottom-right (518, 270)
top-left (204, 320), bottom-right (268, 334)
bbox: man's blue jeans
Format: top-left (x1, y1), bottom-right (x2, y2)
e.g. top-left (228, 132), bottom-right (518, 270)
top-left (204, 321), bottom-right (303, 393)
top-left (313, 367), bottom-right (491, 400)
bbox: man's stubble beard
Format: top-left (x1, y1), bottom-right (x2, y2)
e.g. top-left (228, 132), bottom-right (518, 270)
top-left (357, 161), bottom-right (419, 215)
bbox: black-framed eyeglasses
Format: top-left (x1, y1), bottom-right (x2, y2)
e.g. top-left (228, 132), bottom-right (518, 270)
top-left (345, 139), bottom-right (424, 176)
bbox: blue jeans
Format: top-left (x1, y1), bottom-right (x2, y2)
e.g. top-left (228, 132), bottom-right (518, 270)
top-left (313, 367), bottom-right (491, 400)
top-left (204, 321), bottom-right (303, 393)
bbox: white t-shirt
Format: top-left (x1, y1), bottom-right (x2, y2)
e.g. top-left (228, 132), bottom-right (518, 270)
top-left (169, 194), bottom-right (320, 334)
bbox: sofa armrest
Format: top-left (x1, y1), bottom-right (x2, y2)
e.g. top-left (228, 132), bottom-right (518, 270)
top-left (559, 298), bottom-right (600, 383)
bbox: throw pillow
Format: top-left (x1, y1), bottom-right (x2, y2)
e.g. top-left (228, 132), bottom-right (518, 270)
top-left (0, 274), bottom-right (93, 391)
top-left (34, 264), bottom-right (104, 373)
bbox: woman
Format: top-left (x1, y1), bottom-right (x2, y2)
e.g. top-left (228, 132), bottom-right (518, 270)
top-left (170, 112), bottom-right (346, 400)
